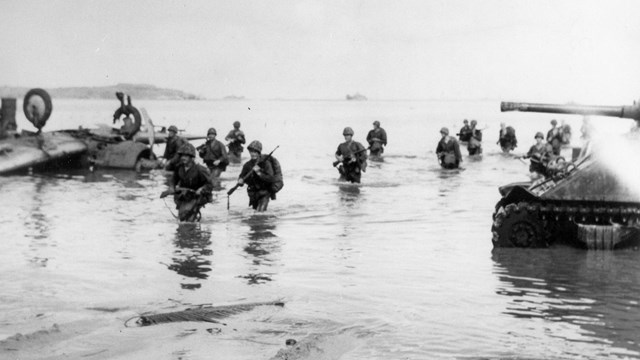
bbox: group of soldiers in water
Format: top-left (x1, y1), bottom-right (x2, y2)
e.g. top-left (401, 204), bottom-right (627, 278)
top-left (160, 120), bottom-right (283, 220)
top-left (158, 120), bottom-right (387, 221)
top-left (158, 115), bottom-right (572, 221)
top-left (436, 118), bottom-right (573, 177)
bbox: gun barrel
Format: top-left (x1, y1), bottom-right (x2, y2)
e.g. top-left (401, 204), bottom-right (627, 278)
top-left (501, 101), bottom-right (640, 121)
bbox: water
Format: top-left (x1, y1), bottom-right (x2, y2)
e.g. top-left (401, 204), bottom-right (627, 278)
top-left (1, 99), bottom-right (640, 359)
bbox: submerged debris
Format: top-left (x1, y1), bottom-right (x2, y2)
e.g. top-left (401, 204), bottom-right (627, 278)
top-left (127, 300), bottom-right (284, 327)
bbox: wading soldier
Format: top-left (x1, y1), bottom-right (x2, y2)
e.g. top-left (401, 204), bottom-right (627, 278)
top-left (436, 127), bottom-right (462, 169)
top-left (335, 127), bottom-right (368, 183)
top-left (225, 121), bottom-right (246, 164)
top-left (163, 125), bottom-right (188, 171)
top-left (160, 143), bottom-right (214, 221)
top-left (458, 119), bottom-right (472, 143)
top-left (366, 120), bottom-right (388, 159)
top-left (547, 119), bottom-right (563, 156)
top-left (197, 127), bottom-right (229, 183)
top-left (521, 132), bottom-right (552, 178)
top-left (467, 120), bottom-right (483, 155)
top-left (236, 141), bottom-right (277, 212)
top-left (497, 122), bottom-right (518, 153)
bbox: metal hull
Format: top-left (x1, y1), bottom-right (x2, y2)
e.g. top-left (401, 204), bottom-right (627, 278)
top-left (0, 130), bottom-right (160, 175)
top-left (0, 132), bottom-right (87, 174)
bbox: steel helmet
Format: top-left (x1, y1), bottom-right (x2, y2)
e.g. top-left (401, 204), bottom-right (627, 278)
top-left (343, 127), bottom-right (354, 136)
top-left (233, 121), bottom-right (241, 128)
top-left (551, 119), bottom-right (558, 126)
top-left (373, 120), bottom-right (380, 126)
top-left (440, 127), bottom-right (449, 135)
top-left (535, 131), bottom-right (544, 139)
top-left (168, 125), bottom-right (178, 133)
top-left (207, 127), bottom-right (217, 135)
top-left (247, 140), bottom-right (262, 153)
top-left (177, 143), bottom-right (196, 157)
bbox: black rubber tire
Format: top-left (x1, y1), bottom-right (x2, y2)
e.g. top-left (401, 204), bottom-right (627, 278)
top-left (113, 104), bottom-right (142, 139)
top-left (492, 203), bottom-right (548, 248)
top-left (23, 88), bottom-right (53, 130)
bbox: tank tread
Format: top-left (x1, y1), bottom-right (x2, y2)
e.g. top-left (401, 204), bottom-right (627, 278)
top-left (492, 200), bottom-right (640, 248)
top-left (492, 202), bottom-right (548, 248)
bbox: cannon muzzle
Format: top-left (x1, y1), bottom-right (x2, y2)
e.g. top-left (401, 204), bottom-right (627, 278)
top-left (501, 100), bottom-right (640, 122)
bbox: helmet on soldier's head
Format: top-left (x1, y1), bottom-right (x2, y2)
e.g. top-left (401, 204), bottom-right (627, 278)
top-left (463, 119), bottom-right (469, 124)
top-left (373, 120), bottom-right (380, 126)
top-left (247, 140), bottom-right (262, 153)
top-left (470, 120), bottom-right (477, 126)
top-left (177, 143), bottom-right (196, 157)
top-left (551, 119), bottom-right (558, 126)
top-left (168, 125), bottom-right (178, 133)
top-left (343, 127), bottom-right (354, 136)
top-left (233, 121), bottom-right (241, 128)
top-left (440, 127), bottom-right (449, 135)
top-left (535, 132), bottom-right (544, 139)
top-left (207, 127), bottom-right (217, 135)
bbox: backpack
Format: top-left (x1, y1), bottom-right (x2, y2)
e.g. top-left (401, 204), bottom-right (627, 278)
top-left (261, 155), bottom-right (284, 194)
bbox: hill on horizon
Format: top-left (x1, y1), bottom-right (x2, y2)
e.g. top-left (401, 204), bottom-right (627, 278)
top-left (0, 83), bottom-right (202, 100)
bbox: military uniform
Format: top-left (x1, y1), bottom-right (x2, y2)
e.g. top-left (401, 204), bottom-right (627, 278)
top-left (225, 125), bottom-right (246, 163)
top-left (164, 143), bottom-right (214, 221)
top-left (172, 162), bottom-right (214, 205)
top-left (336, 140), bottom-right (368, 183)
top-left (436, 136), bottom-right (462, 169)
top-left (164, 135), bottom-right (188, 171)
top-left (468, 128), bottom-right (483, 155)
top-left (498, 127), bottom-right (517, 152)
top-left (198, 139), bottom-right (229, 177)
top-left (523, 136), bottom-right (550, 176)
top-left (366, 126), bottom-right (388, 157)
top-left (458, 124), bottom-right (472, 142)
top-left (546, 127), bottom-right (563, 156)
top-left (239, 150), bottom-right (276, 211)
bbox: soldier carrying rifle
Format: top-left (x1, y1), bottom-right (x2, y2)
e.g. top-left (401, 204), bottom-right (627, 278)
top-left (230, 141), bottom-right (282, 212)
top-left (335, 127), bottom-right (368, 183)
top-left (160, 143), bottom-right (214, 222)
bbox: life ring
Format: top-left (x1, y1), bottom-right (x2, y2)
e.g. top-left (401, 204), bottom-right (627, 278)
top-left (23, 88), bottom-right (53, 131)
top-left (113, 104), bottom-right (142, 140)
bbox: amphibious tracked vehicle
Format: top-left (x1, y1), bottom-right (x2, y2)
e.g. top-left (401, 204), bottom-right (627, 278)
top-left (492, 100), bottom-right (640, 250)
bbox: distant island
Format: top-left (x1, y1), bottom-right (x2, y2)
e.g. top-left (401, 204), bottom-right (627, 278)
top-left (346, 93), bottom-right (367, 101)
top-left (222, 95), bottom-right (246, 100)
top-left (0, 83), bottom-right (201, 100)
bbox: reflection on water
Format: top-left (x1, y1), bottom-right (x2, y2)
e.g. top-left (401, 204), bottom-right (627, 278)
top-left (24, 177), bottom-right (50, 243)
top-left (492, 248), bottom-right (640, 357)
top-left (239, 216), bottom-right (280, 285)
top-left (40, 168), bottom-right (150, 186)
top-left (338, 183), bottom-right (362, 207)
top-left (436, 169), bottom-right (463, 198)
top-left (167, 223), bottom-right (213, 289)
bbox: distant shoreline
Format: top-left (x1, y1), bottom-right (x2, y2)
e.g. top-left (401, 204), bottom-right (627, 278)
top-left (0, 83), bottom-right (201, 101)
top-left (0, 85), bottom-right (500, 102)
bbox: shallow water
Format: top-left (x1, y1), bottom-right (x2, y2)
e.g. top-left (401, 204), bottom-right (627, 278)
top-left (1, 99), bottom-right (639, 359)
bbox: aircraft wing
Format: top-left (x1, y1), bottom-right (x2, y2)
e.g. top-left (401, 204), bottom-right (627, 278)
top-left (135, 131), bottom-right (207, 144)
top-left (0, 132), bottom-right (88, 174)
top-left (134, 107), bottom-right (206, 144)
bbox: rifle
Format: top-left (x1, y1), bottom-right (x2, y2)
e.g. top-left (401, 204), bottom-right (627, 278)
top-left (332, 146), bottom-right (370, 167)
top-left (160, 186), bottom-right (196, 199)
top-left (227, 146), bottom-right (279, 197)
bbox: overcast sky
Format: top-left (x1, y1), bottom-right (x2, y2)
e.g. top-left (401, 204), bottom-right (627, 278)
top-left (1, 0), bottom-right (639, 102)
